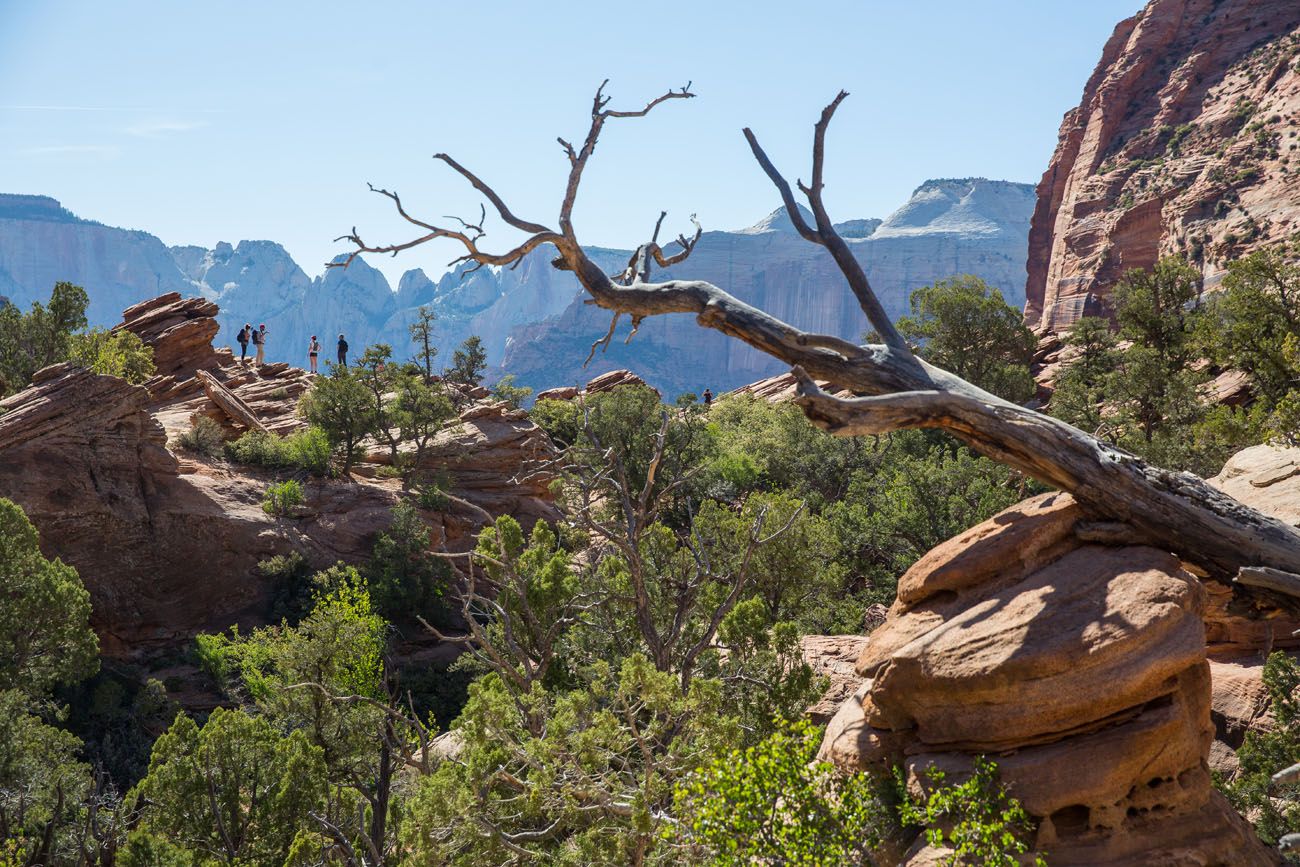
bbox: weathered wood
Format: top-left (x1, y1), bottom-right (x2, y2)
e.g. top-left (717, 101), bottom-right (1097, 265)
top-left (195, 369), bottom-right (269, 434)
top-left (333, 85), bottom-right (1300, 582)
top-left (1272, 761), bottom-right (1300, 788)
top-left (1236, 565), bottom-right (1300, 598)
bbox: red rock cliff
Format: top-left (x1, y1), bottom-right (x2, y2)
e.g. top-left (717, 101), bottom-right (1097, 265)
top-left (1026, 0), bottom-right (1300, 333)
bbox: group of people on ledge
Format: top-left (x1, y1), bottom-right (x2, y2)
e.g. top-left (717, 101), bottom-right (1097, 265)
top-left (235, 324), bottom-right (349, 374)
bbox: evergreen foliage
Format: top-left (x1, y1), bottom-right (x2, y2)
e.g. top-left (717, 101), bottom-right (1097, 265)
top-left (896, 275), bottom-right (1037, 402)
top-left (66, 327), bottom-right (155, 383)
top-left (0, 281), bottom-right (88, 396)
top-left (447, 335), bottom-right (487, 388)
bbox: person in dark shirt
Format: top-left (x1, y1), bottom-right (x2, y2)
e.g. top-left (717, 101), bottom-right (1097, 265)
top-left (702, 388), bottom-right (713, 406)
top-left (237, 323), bottom-right (251, 362)
top-left (337, 333), bottom-right (349, 367)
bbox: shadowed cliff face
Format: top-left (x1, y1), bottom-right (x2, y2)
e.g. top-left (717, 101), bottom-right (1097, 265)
top-left (0, 178), bottom-right (1033, 396)
top-left (1026, 0), bottom-right (1300, 334)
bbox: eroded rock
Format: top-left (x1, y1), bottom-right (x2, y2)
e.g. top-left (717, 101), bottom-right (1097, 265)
top-left (821, 491), bottom-right (1276, 864)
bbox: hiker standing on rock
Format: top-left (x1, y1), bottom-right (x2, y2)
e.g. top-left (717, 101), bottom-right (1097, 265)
top-left (337, 333), bottom-right (349, 368)
top-left (308, 335), bottom-right (320, 374)
top-left (253, 323), bottom-right (267, 366)
top-left (237, 323), bottom-right (251, 362)
top-left (702, 387), bottom-right (713, 406)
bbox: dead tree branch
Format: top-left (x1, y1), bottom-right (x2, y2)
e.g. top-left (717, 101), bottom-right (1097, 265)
top-left (333, 84), bottom-right (1300, 582)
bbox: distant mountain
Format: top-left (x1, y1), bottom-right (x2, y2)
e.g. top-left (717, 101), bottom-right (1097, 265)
top-left (502, 178), bottom-right (1037, 396)
top-left (0, 179), bottom-right (1034, 393)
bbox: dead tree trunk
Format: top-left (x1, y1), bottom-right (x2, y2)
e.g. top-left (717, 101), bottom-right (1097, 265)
top-left (332, 82), bottom-right (1300, 585)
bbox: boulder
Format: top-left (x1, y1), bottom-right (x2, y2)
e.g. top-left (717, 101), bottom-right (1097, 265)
top-left (820, 491), bottom-right (1276, 863)
top-left (119, 292), bottom-right (222, 378)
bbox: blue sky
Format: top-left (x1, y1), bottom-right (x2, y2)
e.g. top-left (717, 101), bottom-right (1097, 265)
top-left (0, 0), bottom-right (1145, 287)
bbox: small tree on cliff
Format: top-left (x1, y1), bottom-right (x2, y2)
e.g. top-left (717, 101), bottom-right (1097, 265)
top-left (408, 303), bottom-right (439, 382)
top-left (447, 335), bottom-right (486, 388)
top-left (0, 498), bottom-right (99, 696)
top-left (0, 281), bottom-right (89, 396)
top-left (299, 365), bottom-right (377, 475)
top-left (895, 275), bottom-right (1036, 403)
top-left (355, 343), bottom-right (402, 462)
top-left (0, 498), bottom-right (102, 863)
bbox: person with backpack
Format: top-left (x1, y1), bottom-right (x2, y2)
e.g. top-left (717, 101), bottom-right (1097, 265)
top-left (702, 387), bottom-right (714, 406)
top-left (337, 333), bottom-right (349, 367)
top-left (308, 335), bottom-right (321, 374)
top-left (237, 323), bottom-right (251, 362)
top-left (252, 324), bottom-right (267, 366)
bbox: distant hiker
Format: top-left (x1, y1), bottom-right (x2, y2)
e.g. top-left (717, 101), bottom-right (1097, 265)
top-left (237, 323), bottom-right (251, 361)
top-left (702, 388), bottom-right (713, 406)
top-left (308, 335), bottom-right (320, 374)
top-left (253, 324), bottom-right (267, 366)
top-left (337, 333), bottom-right (349, 367)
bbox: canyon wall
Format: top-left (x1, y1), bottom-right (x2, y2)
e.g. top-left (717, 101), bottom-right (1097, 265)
top-left (1026, 0), bottom-right (1300, 334)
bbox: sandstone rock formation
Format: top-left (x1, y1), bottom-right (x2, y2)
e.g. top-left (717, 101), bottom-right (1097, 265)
top-left (0, 293), bottom-right (557, 668)
top-left (534, 369), bottom-right (657, 403)
top-left (1026, 0), bottom-right (1300, 335)
top-left (819, 492), bottom-right (1277, 865)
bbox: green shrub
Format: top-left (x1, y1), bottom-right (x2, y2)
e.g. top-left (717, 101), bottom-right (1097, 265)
top-left (225, 430), bottom-right (287, 466)
top-left (257, 552), bottom-right (315, 624)
top-left (284, 426), bottom-right (331, 475)
top-left (898, 756), bottom-right (1044, 866)
top-left (174, 416), bottom-right (225, 458)
top-left (674, 717), bottom-right (898, 865)
top-left (1221, 651), bottom-right (1300, 849)
top-left (262, 480), bottom-right (304, 517)
top-left (366, 501), bottom-right (449, 622)
top-left (491, 374), bottom-right (532, 409)
top-left (224, 427), bottom-right (332, 475)
top-left (414, 482), bottom-right (451, 511)
top-left (67, 327), bottom-right (155, 383)
top-left (530, 397), bottom-right (581, 448)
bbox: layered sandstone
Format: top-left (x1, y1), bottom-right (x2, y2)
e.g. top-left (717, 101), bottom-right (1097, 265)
top-left (1026, 0), bottom-right (1300, 334)
top-left (819, 492), bottom-right (1276, 865)
top-left (534, 369), bottom-right (657, 404)
top-left (0, 293), bottom-right (557, 663)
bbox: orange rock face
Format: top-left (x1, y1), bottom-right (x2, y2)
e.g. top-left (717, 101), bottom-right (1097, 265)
top-left (1026, 0), bottom-right (1300, 334)
top-left (0, 294), bottom-right (558, 665)
top-left (821, 492), bottom-right (1277, 865)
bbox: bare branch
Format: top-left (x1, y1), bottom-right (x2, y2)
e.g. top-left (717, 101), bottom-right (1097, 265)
top-left (432, 152), bottom-right (553, 235)
top-left (585, 313), bottom-right (621, 366)
top-left (745, 93), bottom-right (913, 359)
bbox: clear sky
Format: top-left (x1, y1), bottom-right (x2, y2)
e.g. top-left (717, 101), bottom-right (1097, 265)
top-left (0, 0), bottom-right (1145, 287)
